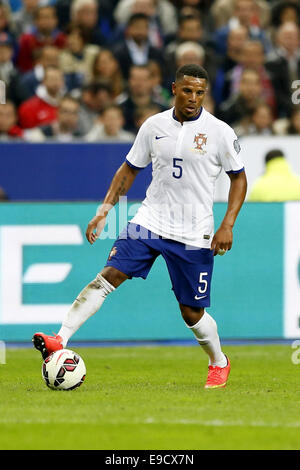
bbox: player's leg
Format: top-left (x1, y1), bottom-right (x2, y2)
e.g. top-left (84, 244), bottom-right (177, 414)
top-left (162, 242), bottom-right (230, 387)
top-left (56, 266), bottom-right (128, 347)
top-left (179, 304), bottom-right (227, 367)
top-left (33, 267), bottom-right (128, 359)
top-left (180, 303), bottom-right (230, 388)
top-left (33, 223), bottom-right (159, 359)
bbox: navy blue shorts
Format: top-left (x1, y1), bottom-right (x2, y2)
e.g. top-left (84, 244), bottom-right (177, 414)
top-left (105, 223), bottom-right (214, 308)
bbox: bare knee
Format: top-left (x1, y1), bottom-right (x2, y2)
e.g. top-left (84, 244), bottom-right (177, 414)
top-left (100, 266), bottom-right (129, 288)
top-left (180, 304), bottom-right (204, 327)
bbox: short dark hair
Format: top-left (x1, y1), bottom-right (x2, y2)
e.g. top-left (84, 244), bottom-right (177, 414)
top-left (83, 80), bottom-right (112, 95)
top-left (178, 14), bottom-right (202, 27)
top-left (129, 64), bottom-right (151, 77)
top-left (175, 64), bottom-right (209, 82)
top-left (271, 1), bottom-right (300, 27)
top-left (265, 149), bottom-right (284, 164)
top-left (34, 5), bottom-right (56, 20)
top-left (127, 13), bottom-right (149, 26)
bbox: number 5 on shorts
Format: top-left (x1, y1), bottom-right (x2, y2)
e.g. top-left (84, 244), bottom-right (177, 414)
top-left (198, 272), bottom-right (208, 294)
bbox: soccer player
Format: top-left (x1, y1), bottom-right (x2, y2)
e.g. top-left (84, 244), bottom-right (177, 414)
top-left (33, 64), bottom-right (247, 389)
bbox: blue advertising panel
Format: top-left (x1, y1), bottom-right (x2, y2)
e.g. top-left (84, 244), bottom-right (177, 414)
top-left (0, 143), bottom-right (151, 201)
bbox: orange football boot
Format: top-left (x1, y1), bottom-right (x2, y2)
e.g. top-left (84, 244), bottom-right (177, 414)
top-left (32, 332), bottom-right (63, 360)
top-left (204, 355), bottom-right (231, 389)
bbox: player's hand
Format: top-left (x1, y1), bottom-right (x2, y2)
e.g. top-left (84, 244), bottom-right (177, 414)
top-left (210, 224), bottom-right (233, 256)
top-left (86, 215), bottom-right (106, 244)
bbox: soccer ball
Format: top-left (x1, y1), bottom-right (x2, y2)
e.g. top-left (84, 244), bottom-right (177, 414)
top-left (42, 349), bottom-right (86, 391)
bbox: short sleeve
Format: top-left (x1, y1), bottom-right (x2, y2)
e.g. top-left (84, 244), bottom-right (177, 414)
top-left (125, 120), bottom-right (152, 170)
top-left (217, 125), bottom-right (245, 174)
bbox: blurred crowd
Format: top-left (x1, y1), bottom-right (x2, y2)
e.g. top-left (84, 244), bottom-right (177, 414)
top-left (0, 0), bottom-right (300, 142)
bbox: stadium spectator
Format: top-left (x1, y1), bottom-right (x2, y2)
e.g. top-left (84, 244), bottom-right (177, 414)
top-left (0, 32), bottom-right (27, 106)
top-left (175, 41), bottom-right (205, 69)
top-left (77, 81), bottom-right (113, 135)
top-left (55, 0), bottom-right (119, 39)
top-left (286, 105), bottom-right (300, 134)
top-left (164, 13), bottom-right (204, 60)
top-left (148, 59), bottom-right (171, 107)
top-left (17, 5), bottom-right (66, 72)
top-left (174, 0), bottom-right (216, 37)
top-left (13, 0), bottom-right (40, 37)
top-left (228, 40), bottom-right (276, 113)
top-left (213, 25), bottom-right (249, 104)
top-left (203, 91), bottom-right (216, 114)
top-left (211, 0), bottom-right (270, 30)
top-left (85, 104), bottom-right (135, 142)
top-left (270, 1), bottom-right (300, 29)
top-left (164, 14), bottom-right (217, 84)
top-left (213, 0), bottom-right (272, 55)
top-left (218, 68), bottom-right (263, 125)
top-left (0, 3), bottom-right (17, 46)
top-left (70, 0), bottom-right (106, 47)
top-left (20, 41), bottom-right (89, 97)
top-left (54, 0), bottom-right (77, 29)
top-left (113, 0), bottom-right (178, 46)
top-left (133, 102), bottom-right (161, 129)
top-left (32, 95), bottom-right (84, 141)
top-left (116, 64), bottom-right (167, 133)
top-left (0, 100), bottom-right (24, 139)
top-left (91, 49), bottom-right (125, 99)
top-left (112, 13), bottom-right (164, 80)
top-left (273, 105), bottom-right (300, 135)
top-left (18, 65), bottom-right (65, 128)
top-left (19, 45), bottom-right (60, 97)
top-left (59, 24), bottom-right (100, 88)
top-left (265, 21), bottom-right (300, 117)
top-left (234, 102), bottom-right (274, 136)
top-left (0, 100), bottom-right (42, 141)
top-left (220, 24), bottom-right (249, 69)
top-left (248, 149), bottom-right (300, 201)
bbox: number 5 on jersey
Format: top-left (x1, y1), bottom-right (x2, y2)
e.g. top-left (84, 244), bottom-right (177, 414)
top-left (173, 158), bottom-right (183, 179)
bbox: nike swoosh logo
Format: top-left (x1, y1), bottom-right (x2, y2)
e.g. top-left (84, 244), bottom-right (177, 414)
top-left (194, 295), bottom-right (207, 300)
top-left (155, 136), bottom-right (168, 140)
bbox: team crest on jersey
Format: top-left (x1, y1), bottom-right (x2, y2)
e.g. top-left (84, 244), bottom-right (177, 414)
top-left (108, 246), bottom-right (117, 260)
top-left (193, 133), bottom-right (207, 154)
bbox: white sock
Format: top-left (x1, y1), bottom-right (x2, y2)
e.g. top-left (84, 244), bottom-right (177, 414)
top-left (58, 273), bottom-right (115, 347)
top-left (186, 311), bottom-right (227, 367)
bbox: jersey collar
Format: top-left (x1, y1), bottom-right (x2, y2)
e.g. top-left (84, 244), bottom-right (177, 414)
top-left (172, 107), bottom-right (203, 124)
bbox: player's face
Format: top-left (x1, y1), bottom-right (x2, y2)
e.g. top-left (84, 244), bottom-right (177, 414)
top-left (172, 75), bottom-right (207, 122)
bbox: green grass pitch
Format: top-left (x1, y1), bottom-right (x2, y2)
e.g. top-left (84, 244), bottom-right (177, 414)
top-left (0, 344), bottom-right (299, 450)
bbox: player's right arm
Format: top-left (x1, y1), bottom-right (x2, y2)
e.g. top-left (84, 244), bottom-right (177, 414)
top-left (86, 119), bottom-right (152, 244)
top-left (86, 162), bottom-right (139, 244)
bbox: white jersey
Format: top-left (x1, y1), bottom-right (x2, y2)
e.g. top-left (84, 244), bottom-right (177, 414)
top-left (125, 107), bottom-right (244, 248)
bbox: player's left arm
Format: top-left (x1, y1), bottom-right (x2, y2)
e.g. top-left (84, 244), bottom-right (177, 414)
top-left (211, 170), bottom-right (247, 256)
